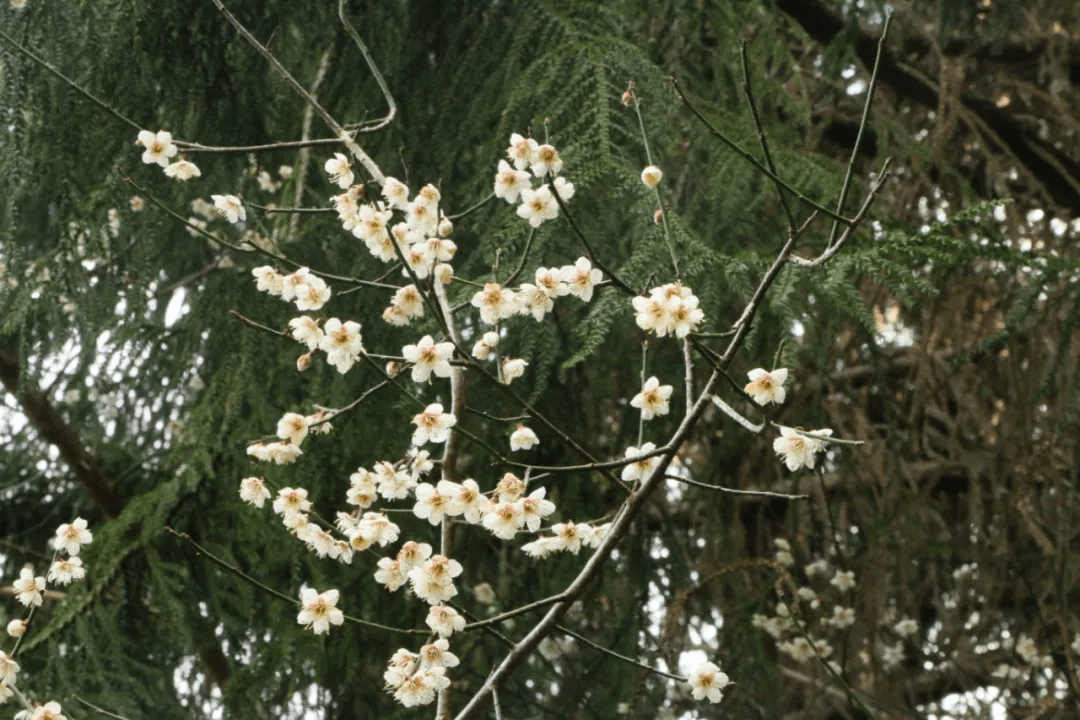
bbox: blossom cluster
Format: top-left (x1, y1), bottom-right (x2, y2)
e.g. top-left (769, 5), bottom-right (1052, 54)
top-left (632, 283), bottom-right (705, 338)
top-left (496, 133), bottom-right (575, 228)
top-left (2, 519), bottom-right (92, 707)
top-left (245, 409), bottom-right (334, 466)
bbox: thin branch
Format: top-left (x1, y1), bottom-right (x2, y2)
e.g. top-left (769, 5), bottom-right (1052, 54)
top-left (557, 624), bottom-right (685, 682)
top-left (663, 473), bottom-right (807, 500)
top-left (228, 310), bottom-right (289, 339)
top-left (739, 44), bottom-right (796, 230)
top-left (827, 11), bottom-right (892, 249)
top-left (671, 76), bottom-right (849, 224)
top-left (249, 204), bottom-right (335, 214)
top-left (165, 527), bottom-right (426, 635)
top-left (464, 406), bottom-right (529, 423)
top-left (710, 394), bottom-right (765, 433)
top-left (464, 593), bottom-right (570, 631)
top-left (74, 696), bottom-right (134, 720)
top-left (629, 85), bottom-right (680, 277)
top-left (338, 0), bottom-right (397, 133)
top-left (448, 193), bottom-right (496, 221)
top-left (0, 28), bottom-right (142, 132)
top-left (501, 227), bottom-right (537, 287)
top-left (210, 0), bottom-right (386, 183)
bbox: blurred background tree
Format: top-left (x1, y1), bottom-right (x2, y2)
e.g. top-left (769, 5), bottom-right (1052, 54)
top-left (1, 0), bottom-right (1078, 718)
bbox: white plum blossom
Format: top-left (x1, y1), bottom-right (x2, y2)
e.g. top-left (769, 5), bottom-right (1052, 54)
top-left (560, 257), bottom-right (603, 301)
top-left (471, 283), bottom-right (517, 325)
top-left (402, 335), bottom-right (454, 383)
top-left (413, 483), bottom-right (453, 525)
top-left (48, 556), bottom-right (85, 585)
top-left (552, 176), bottom-right (575, 200)
top-left (520, 487), bottom-right (556, 531)
top-left (357, 512), bottom-right (400, 546)
top-left (164, 159), bottom-right (201, 181)
top-left (397, 541), bottom-right (433, 572)
top-left (772, 426), bottom-right (832, 471)
top-left (411, 403), bottom-right (456, 445)
top-left (252, 266), bottom-right (283, 295)
top-left (482, 501), bottom-right (524, 539)
top-left (137, 130), bottom-right (178, 167)
top-left (293, 276), bottom-right (332, 312)
top-left (374, 461), bottom-right (416, 500)
top-left (745, 368), bottom-right (789, 406)
top-left (828, 606), bottom-right (856, 629)
top-left (425, 605), bottom-right (465, 638)
top-left (448, 479), bottom-right (491, 523)
top-left (297, 588), bottom-right (344, 635)
top-left (510, 425), bottom-right (539, 451)
top-left (551, 521), bottom-right (595, 554)
top-left (894, 618), bottom-right (919, 637)
top-left (239, 477), bottom-right (271, 508)
top-left (52, 518), bottom-right (93, 555)
top-left (273, 487), bottom-right (311, 517)
top-left (382, 177), bottom-right (410, 209)
top-left (687, 661), bottom-right (730, 703)
top-left (276, 412), bottom-right (309, 446)
top-left (516, 186), bottom-right (559, 228)
top-left (375, 557), bottom-right (409, 592)
top-left (472, 331), bottom-right (500, 360)
top-left (419, 638), bottom-right (459, 669)
top-left (831, 570), bottom-right (857, 592)
top-left (621, 442), bottom-right (661, 482)
top-left (211, 194), bottom-right (246, 223)
top-left (501, 357), bottom-right (528, 384)
top-left (12, 568), bottom-right (46, 607)
top-left (530, 143), bottom-right (563, 177)
top-left (641, 165), bottom-right (663, 189)
top-left (631, 376), bottom-right (673, 420)
top-left (324, 153), bottom-right (354, 189)
top-left (288, 316), bottom-right (324, 350)
top-left (506, 133), bottom-right (538, 171)
top-left (319, 318), bottom-right (364, 374)
top-left (494, 159), bottom-right (532, 203)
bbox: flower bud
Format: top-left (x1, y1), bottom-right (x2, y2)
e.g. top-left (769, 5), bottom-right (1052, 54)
top-left (296, 352), bottom-right (313, 372)
top-left (641, 165), bottom-right (663, 189)
top-left (620, 89), bottom-right (634, 107)
top-left (434, 263), bottom-right (454, 285)
top-left (438, 217), bottom-right (454, 237)
top-left (386, 361), bottom-right (402, 377)
top-left (653, 209), bottom-right (663, 225)
top-left (7, 619), bottom-right (26, 638)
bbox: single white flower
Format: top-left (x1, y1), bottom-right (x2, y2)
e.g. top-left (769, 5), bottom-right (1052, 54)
top-left (12, 567), bottom-right (46, 607)
top-left (411, 403), bottom-right (457, 445)
top-left (471, 283), bottom-right (517, 325)
top-left (288, 316), bottom-right (324, 350)
top-left (0, 650), bottom-right (19, 685)
top-left (831, 570), bottom-right (857, 592)
top-left (425, 605), bottom-right (465, 638)
top-left (510, 425), bottom-right (539, 451)
top-left (239, 477), bottom-right (271, 508)
top-left (506, 133), bottom-right (538, 171)
top-left (828, 605), bottom-right (856, 629)
top-left (516, 283), bottom-right (554, 321)
top-left (293, 276), bottom-right (332, 312)
top-left (744, 368), bottom-right (789, 406)
top-left (48, 556), bottom-right (85, 585)
top-left (273, 487), bottom-right (311, 517)
top-left (297, 588), bottom-right (344, 635)
top-left (552, 176), bottom-right (575, 200)
top-left (494, 159), bottom-right (532, 203)
top-left (472, 331), bottom-right (500, 360)
top-left (137, 130), bottom-right (178, 167)
top-left (407, 198), bottom-right (439, 235)
top-left (30, 701), bottom-right (66, 720)
top-left (357, 512), bottom-right (401, 546)
top-left (551, 521), bottom-right (595, 554)
top-left (621, 442), bottom-right (661, 482)
top-left (495, 472), bottom-right (526, 502)
top-left (52, 517), bottom-right (93, 555)
top-left (419, 638), bottom-right (460, 669)
top-left (502, 357), bottom-right (528, 384)
top-left (392, 667), bottom-right (449, 708)
top-left (402, 335), bottom-right (455, 383)
top-left (482, 501), bottom-right (524, 539)
top-left (560, 257), bottom-right (603, 302)
top-left (407, 447), bottom-right (435, 479)
top-left (211, 194), bottom-right (246, 223)
top-left (324, 153), bottom-right (354, 189)
top-left (319, 318), bottom-right (364, 374)
top-left (434, 262), bottom-right (454, 284)
top-left (448, 479), bottom-right (491, 524)
top-left (396, 541), bottom-right (434, 572)
top-left (253, 266), bottom-right (284, 295)
top-left (382, 177), bottom-right (410, 209)
top-left (520, 487), bottom-right (556, 531)
top-left (375, 557), bottom-right (409, 591)
top-left (374, 461), bottom-right (416, 500)
top-left (530, 143), bottom-right (563, 178)
top-left (276, 412), bottom-right (309, 446)
top-left (164, 159), bottom-right (201, 181)
top-left (641, 165), bottom-right (663, 189)
top-left (894, 618), bottom-right (919, 637)
top-left (6, 619), bottom-right (27, 638)
top-left (516, 186), bottom-right (559, 227)
top-left (631, 376), bottom-right (673, 420)
top-left (687, 661), bottom-right (730, 703)
top-left (413, 483), bottom-right (453, 525)
top-left (772, 426), bottom-right (832, 471)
